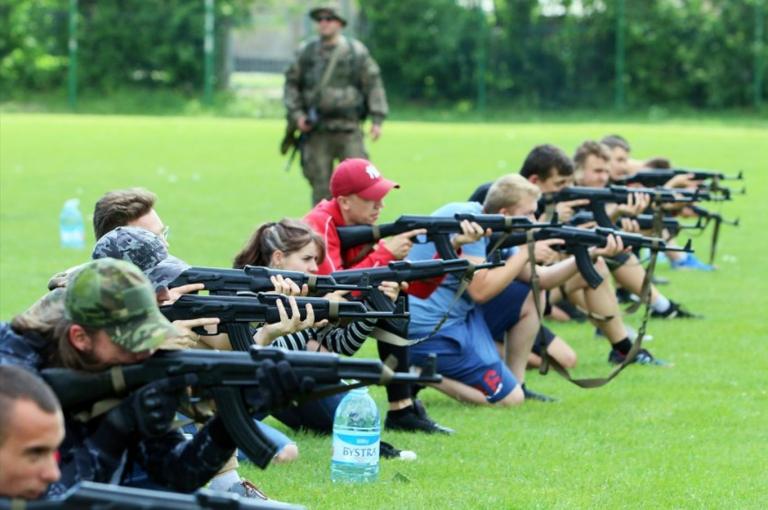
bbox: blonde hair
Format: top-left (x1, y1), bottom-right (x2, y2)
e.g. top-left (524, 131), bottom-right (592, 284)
top-left (483, 174), bottom-right (541, 214)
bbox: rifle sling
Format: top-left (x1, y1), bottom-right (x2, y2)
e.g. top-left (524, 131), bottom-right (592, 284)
top-left (709, 215), bottom-right (722, 266)
top-left (370, 266), bottom-right (475, 347)
top-left (535, 224), bottom-right (661, 388)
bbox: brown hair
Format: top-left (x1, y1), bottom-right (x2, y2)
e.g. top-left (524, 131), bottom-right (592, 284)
top-left (233, 219), bottom-right (325, 269)
top-left (483, 174), bottom-right (541, 214)
top-left (0, 365), bottom-right (60, 445)
top-left (93, 188), bottom-right (157, 239)
top-left (573, 140), bottom-right (611, 171)
top-left (601, 134), bottom-right (631, 152)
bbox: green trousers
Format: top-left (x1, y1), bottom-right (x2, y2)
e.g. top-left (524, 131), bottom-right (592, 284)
top-left (301, 128), bottom-right (367, 205)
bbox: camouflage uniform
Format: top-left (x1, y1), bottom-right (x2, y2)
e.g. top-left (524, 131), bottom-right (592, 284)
top-left (0, 259), bottom-right (235, 496)
top-left (284, 34), bottom-right (389, 204)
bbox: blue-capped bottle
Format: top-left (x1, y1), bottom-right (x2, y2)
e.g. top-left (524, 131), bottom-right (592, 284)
top-left (331, 387), bottom-right (380, 483)
top-left (59, 198), bottom-right (85, 249)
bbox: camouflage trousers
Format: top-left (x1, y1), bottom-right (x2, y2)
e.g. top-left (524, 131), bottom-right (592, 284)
top-left (300, 128), bottom-right (367, 205)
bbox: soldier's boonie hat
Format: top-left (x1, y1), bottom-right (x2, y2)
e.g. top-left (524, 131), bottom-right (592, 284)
top-left (309, 6), bottom-right (347, 26)
top-left (330, 158), bottom-right (399, 201)
top-left (65, 258), bottom-right (179, 353)
top-left (92, 226), bottom-right (190, 290)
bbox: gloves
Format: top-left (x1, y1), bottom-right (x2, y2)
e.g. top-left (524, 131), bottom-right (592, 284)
top-left (245, 359), bottom-right (315, 413)
top-left (106, 374), bottom-right (196, 438)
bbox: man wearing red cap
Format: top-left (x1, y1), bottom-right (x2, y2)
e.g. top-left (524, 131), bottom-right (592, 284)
top-left (304, 158), bottom-right (423, 275)
top-left (303, 158), bottom-right (455, 435)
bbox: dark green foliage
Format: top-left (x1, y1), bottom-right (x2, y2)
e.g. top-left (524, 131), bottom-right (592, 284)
top-left (0, 0), bottom-right (251, 95)
top-left (359, 0), bottom-right (767, 109)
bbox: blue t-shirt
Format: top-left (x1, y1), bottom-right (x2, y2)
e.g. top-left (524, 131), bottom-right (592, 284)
top-left (407, 201), bottom-right (489, 337)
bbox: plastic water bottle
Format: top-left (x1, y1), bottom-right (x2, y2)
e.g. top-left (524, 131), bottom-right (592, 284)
top-left (331, 387), bottom-right (380, 483)
top-left (59, 198), bottom-right (85, 249)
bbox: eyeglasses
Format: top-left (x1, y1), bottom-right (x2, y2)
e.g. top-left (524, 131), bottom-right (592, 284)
top-left (315, 16), bottom-right (335, 22)
top-left (161, 226), bottom-right (170, 241)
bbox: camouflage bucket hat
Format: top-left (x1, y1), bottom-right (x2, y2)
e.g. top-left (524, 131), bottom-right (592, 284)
top-left (309, 6), bottom-right (347, 26)
top-left (65, 258), bottom-right (179, 352)
top-left (91, 226), bottom-right (190, 290)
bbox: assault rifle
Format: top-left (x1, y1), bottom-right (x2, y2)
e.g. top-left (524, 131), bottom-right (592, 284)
top-left (613, 168), bottom-right (744, 187)
top-left (160, 293), bottom-right (407, 351)
top-left (170, 266), bottom-right (369, 296)
top-left (331, 258), bottom-right (501, 340)
top-left (541, 185), bottom-right (715, 229)
top-left (568, 210), bottom-right (701, 237)
top-left (0, 481), bottom-right (302, 510)
top-left (487, 225), bottom-right (692, 288)
top-left (41, 348), bottom-right (441, 470)
top-left (336, 214), bottom-right (553, 259)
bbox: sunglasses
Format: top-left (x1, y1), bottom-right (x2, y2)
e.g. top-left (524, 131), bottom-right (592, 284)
top-left (315, 16), bottom-right (336, 22)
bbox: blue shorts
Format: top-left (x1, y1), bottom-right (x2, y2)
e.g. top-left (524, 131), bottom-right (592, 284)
top-left (479, 280), bottom-right (531, 342)
top-left (410, 282), bottom-right (531, 403)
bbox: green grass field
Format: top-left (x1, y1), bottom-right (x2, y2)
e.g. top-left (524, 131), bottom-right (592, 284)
top-left (1, 114), bottom-right (766, 509)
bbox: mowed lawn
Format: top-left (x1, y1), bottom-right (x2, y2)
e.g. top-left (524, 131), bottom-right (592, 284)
top-left (1, 114), bottom-right (766, 509)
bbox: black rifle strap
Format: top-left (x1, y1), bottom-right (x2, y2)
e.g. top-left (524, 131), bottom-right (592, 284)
top-left (535, 226), bottom-right (661, 388)
top-left (709, 215), bottom-right (722, 266)
top-left (371, 265), bottom-right (475, 347)
top-left (625, 200), bottom-right (664, 315)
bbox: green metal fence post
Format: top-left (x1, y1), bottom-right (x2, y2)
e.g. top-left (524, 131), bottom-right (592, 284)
top-left (614, 0), bottom-right (626, 110)
top-left (755, 0), bottom-right (765, 108)
top-left (203, 0), bottom-right (215, 105)
top-left (476, 6), bottom-right (487, 115)
top-left (67, 0), bottom-right (78, 109)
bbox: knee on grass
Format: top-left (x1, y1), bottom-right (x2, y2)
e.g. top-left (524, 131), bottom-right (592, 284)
top-left (273, 443), bottom-right (299, 464)
top-left (496, 385), bottom-right (525, 407)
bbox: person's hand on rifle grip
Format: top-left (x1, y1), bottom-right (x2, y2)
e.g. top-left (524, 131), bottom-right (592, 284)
top-left (555, 199), bottom-right (590, 222)
top-left (617, 192), bottom-right (650, 217)
top-left (297, 115), bottom-right (312, 133)
top-left (270, 275), bottom-right (308, 297)
top-left (591, 234), bottom-right (625, 258)
top-left (533, 239), bottom-right (564, 265)
top-left (246, 359), bottom-right (316, 412)
top-left (378, 281), bottom-right (407, 302)
top-left (619, 218), bottom-right (641, 234)
top-left (158, 283), bottom-right (205, 306)
top-left (254, 297), bottom-right (326, 346)
top-left (106, 374), bottom-right (196, 438)
top-left (382, 228), bottom-right (427, 259)
top-left (664, 173), bottom-right (700, 190)
top-left (165, 317), bottom-right (221, 349)
top-left (452, 220), bottom-right (489, 250)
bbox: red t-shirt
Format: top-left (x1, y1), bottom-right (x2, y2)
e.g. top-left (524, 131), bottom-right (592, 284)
top-left (303, 199), bottom-right (440, 298)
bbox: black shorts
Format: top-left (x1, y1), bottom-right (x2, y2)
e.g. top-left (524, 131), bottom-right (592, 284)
top-left (531, 325), bottom-right (556, 356)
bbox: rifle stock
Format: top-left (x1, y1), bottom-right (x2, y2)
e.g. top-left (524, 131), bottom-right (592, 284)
top-left (0, 481), bottom-right (303, 509)
top-left (170, 266), bottom-right (368, 295)
top-left (41, 348), bottom-right (442, 470)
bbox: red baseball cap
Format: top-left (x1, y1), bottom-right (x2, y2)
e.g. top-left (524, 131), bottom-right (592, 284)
top-left (330, 158), bottom-right (399, 201)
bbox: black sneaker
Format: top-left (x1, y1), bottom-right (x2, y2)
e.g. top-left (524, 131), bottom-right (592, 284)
top-left (650, 300), bottom-right (700, 319)
top-left (385, 400), bottom-right (455, 435)
top-left (380, 440), bottom-right (417, 461)
top-left (608, 347), bottom-right (662, 365)
top-left (521, 383), bottom-right (557, 402)
top-left (615, 288), bottom-right (636, 304)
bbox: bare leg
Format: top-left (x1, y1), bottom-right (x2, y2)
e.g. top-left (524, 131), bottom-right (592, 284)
top-left (527, 337), bottom-right (578, 369)
top-left (612, 253), bottom-right (660, 303)
top-left (565, 258), bottom-right (628, 344)
top-left (502, 291), bottom-right (541, 382)
top-left (429, 379), bottom-right (523, 407)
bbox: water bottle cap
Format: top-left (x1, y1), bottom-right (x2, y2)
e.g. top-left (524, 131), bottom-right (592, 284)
top-left (64, 198), bottom-right (80, 208)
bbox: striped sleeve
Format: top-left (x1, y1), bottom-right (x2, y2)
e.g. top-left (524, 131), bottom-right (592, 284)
top-left (316, 319), bottom-right (376, 356)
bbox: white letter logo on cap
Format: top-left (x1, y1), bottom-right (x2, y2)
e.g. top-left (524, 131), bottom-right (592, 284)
top-left (365, 164), bottom-right (381, 180)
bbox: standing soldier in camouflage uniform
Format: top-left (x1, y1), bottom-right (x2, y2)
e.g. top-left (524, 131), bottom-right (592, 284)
top-left (283, 6), bottom-right (389, 205)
